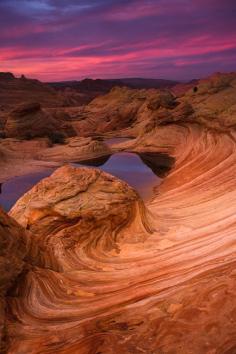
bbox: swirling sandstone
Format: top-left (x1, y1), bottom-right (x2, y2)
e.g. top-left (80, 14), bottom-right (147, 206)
top-left (37, 137), bottom-right (112, 163)
top-left (71, 72), bottom-right (236, 137)
top-left (0, 208), bottom-right (28, 353)
top-left (3, 122), bottom-right (236, 353)
top-left (2, 72), bottom-right (236, 353)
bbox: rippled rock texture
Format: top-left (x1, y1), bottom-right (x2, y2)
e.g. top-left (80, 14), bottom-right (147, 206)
top-left (0, 137), bottom-right (111, 183)
top-left (71, 72), bottom-right (236, 137)
top-left (5, 165), bottom-right (151, 353)
top-left (0, 72), bottom-right (85, 109)
top-left (1, 72), bottom-right (236, 353)
top-left (4, 102), bottom-right (76, 141)
top-left (0, 72), bottom-right (61, 108)
top-left (0, 208), bottom-right (28, 352)
top-left (37, 137), bottom-right (112, 163)
top-left (2, 119), bottom-right (236, 353)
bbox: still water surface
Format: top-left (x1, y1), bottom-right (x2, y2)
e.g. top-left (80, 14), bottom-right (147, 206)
top-left (0, 152), bottom-right (161, 211)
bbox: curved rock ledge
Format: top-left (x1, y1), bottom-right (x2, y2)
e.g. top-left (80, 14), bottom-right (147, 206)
top-left (0, 137), bottom-right (111, 183)
top-left (2, 118), bottom-right (236, 353)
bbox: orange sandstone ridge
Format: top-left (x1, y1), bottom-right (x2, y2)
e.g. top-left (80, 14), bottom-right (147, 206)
top-left (0, 72), bottom-right (236, 353)
top-left (69, 72), bottom-right (236, 136)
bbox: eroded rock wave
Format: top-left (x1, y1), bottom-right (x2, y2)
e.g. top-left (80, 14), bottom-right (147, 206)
top-left (3, 120), bottom-right (236, 353)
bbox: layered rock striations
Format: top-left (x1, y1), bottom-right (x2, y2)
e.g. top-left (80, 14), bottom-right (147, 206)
top-left (0, 72), bottom-right (63, 108)
top-left (0, 208), bottom-right (28, 353)
top-left (37, 137), bottom-right (112, 163)
top-left (0, 136), bottom-right (111, 183)
top-left (4, 130), bottom-right (236, 353)
top-left (48, 77), bottom-right (179, 105)
top-left (70, 86), bottom-right (149, 136)
top-left (4, 102), bottom-right (76, 140)
top-left (71, 72), bottom-right (236, 137)
top-left (1, 72), bottom-right (236, 353)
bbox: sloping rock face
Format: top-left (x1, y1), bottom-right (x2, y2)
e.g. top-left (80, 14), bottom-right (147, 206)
top-left (4, 102), bottom-right (76, 140)
top-left (6, 165), bottom-right (151, 353)
top-left (185, 72), bottom-right (236, 129)
top-left (0, 138), bottom-right (59, 184)
top-left (49, 77), bottom-right (179, 105)
top-left (71, 86), bottom-right (153, 136)
top-left (5, 118), bottom-right (236, 354)
top-left (70, 85), bottom-right (184, 136)
top-left (0, 72), bottom-right (63, 108)
top-left (1, 72), bottom-right (236, 353)
top-left (171, 79), bottom-right (199, 96)
top-left (0, 137), bottom-right (111, 183)
top-left (0, 72), bottom-right (96, 112)
top-left (71, 72), bottom-right (236, 136)
top-left (0, 208), bottom-right (28, 352)
top-left (37, 137), bottom-right (112, 162)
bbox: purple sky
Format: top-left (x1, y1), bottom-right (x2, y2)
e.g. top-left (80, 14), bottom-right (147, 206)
top-left (0, 0), bottom-right (236, 81)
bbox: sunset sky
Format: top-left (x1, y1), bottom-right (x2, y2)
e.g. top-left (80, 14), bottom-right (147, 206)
top-left (1, 0), bottom-right (236, 81)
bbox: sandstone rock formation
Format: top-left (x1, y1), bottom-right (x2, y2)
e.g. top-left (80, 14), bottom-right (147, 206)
top-left (0, 137), bottom-right (60, 184)
top-left (71, 72), bottom-right (236, 137)
top-left (0, 72), bottom-right (63, 108)
top-left (5, 165), bottom-right (151, 352)
top-left (4, 102), bottom-right (76, 141)
top-left (49, 77), bottom-right (179, 105)
top-left (0, 208), bottom-right (28, 352)
top-left (170, 78), bottom-right (199, 96)
top-left (74, 85), bottom-right (193, 136)
top-left (185, 72), bottom-right (236, 130)
top-left (0, 72), bottom-right (97, 112)
top-left (0, 137), bottom-right (111, 183)
top-left (37, 137), bottom-right (112, 162)
top-left (1, 72), bottom-right (236, 353)
top-left (4, 117), bottom-right (236, 353)
top-left (70, 86), bottom-right (149, 136)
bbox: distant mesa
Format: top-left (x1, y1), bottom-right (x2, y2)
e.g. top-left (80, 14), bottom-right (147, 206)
top-left (0, 72), bottom-right (15, 80)
top-left (0, 71), bottom-right (187, 109)
top-left (0, 71), bottom-right (62, 108)
top-left (48, 77), bottom-right (179, 95)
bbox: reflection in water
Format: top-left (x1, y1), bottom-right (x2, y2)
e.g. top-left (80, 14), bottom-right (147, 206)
top-left (0, 152), bottom-right (173, 211)
top-left (75, 152), bottom-right (162, 201)
top-left (0, 170), bottom-right (53, 211)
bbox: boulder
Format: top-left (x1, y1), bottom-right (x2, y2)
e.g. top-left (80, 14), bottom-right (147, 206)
top-left (4, 102), bottom-right (76, 141)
